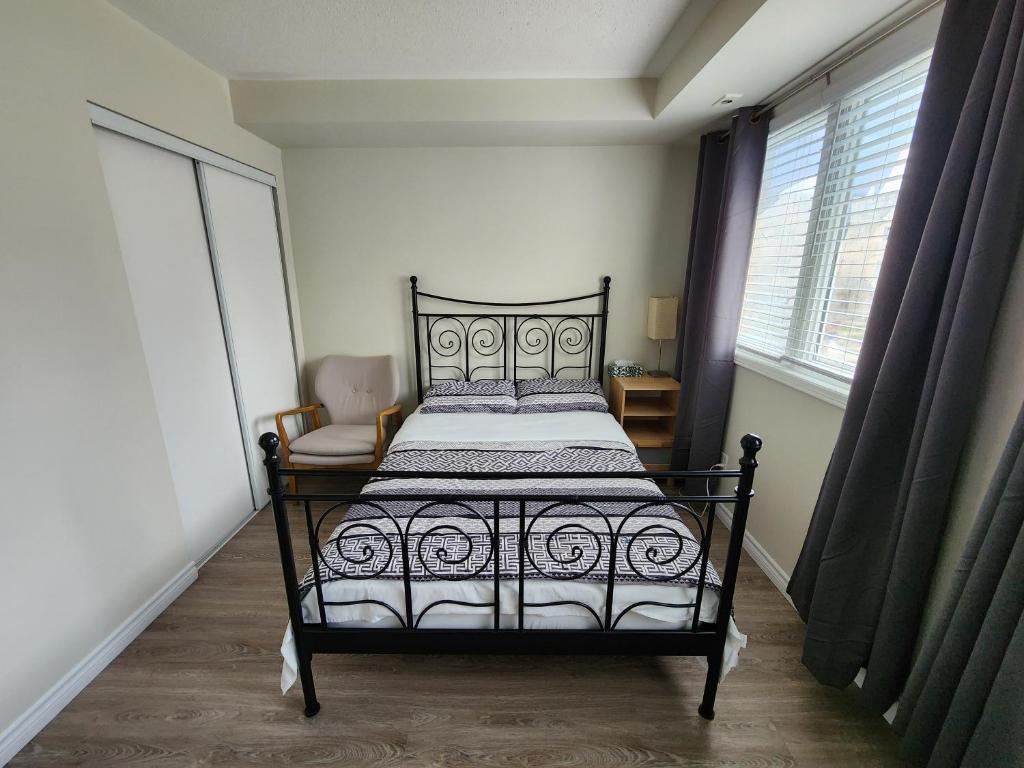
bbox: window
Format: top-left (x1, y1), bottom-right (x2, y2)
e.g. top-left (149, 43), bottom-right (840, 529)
top-left (737, 50), bottom-right (932, 385)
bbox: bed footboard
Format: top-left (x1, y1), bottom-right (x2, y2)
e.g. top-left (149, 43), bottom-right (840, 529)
top-left (259, 432), bottom-right (762, 720)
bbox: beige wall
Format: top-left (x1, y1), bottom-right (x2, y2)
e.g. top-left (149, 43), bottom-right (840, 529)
top-left (722, 238), bottom-right (1024, 638)
top-left (283, 145), bottom-right (696, 406)
top-left (0, 0), bottom-right (298, 738)
top-left (722, 367), bottom-right (844, 578)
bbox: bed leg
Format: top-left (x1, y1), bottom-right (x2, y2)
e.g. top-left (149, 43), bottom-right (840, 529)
top-left (299, 651), bottom-right (320, 717)
top-left (261, 433), bottom-right (321, 719)
top-left (698, 434), bottom-right (762, 722)
top-left (698, 652), bottom-right (722, 720)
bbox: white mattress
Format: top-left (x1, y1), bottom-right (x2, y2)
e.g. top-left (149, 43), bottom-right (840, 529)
top-left (281, 408), bottom-right (746, 692)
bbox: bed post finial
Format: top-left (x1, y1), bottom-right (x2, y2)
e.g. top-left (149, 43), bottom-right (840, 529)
top-left (740, 433), bottom-right (763, 465)
top-left (259, 431), bottom-right (280, 464)
top-left (603, 275), bottom-right (611, 287)
top-left (410, 275), bottom-right (418, 286)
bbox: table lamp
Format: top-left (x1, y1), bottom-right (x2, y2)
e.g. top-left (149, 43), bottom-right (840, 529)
top-left (646, 296), bottom-right (678, 377)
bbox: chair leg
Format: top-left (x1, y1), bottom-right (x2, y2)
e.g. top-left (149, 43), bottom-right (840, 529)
top-left (289, 475), bottom-right (297, 495)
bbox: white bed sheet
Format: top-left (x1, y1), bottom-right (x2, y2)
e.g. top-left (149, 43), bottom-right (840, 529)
top-left (392, 407), bottom-right (633, 446)
top-left (281, 408), bottom-right (747, 693)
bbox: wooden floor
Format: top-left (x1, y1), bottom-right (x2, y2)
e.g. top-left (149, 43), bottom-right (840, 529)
top-left (13, 496), bottom-right (907, 767)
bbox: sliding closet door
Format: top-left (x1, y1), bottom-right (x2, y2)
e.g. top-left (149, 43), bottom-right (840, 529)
top-left (94, 128), bottom-right (255, 562)
top-left (199, 164), bottom-right (299, 508)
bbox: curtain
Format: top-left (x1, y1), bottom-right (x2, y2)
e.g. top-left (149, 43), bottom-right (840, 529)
top-left (672, 107), bottom-right (769, 478)
top-left (787, 0), bottom-right (1024, 713)
top-left (893, 400), bottom-right (1024, 767)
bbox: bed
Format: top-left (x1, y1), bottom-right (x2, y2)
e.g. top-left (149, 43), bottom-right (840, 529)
top-left (262, 276), bottom-right (762, 721)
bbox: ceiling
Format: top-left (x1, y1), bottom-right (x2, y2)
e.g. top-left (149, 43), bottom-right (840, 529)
top-left (107, 0), bottom-right (932, 147)
top-left (108, 0), bottom-right (697, 80)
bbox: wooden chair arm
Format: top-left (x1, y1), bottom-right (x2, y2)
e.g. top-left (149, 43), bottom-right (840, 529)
top-left (374, 404), bottom-right (404, 464)
top-left (275, 403), bottom-right (324, 457)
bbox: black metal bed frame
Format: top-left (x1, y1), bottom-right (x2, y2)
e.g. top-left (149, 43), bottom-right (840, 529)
top-left (410, 274), bottom-right (612, 401)
top-left (262, 277), bottom-right (762, 721)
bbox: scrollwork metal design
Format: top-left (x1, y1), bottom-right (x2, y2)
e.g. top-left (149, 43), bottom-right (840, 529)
top-left (419, 308), bottom-right (602, 384)
top-left (314, 501), bottom-right (403, 581)
top-left (405, 501), bottom-right (494, 581)
top-left (427, 316), bottom-right (465, 359)
top-left (522, 501), bottom-right (613, 581)
top-left (467, 316), bottom-right (504, 356)
top-left (414, 598), bottom-right (495, 628)
top-left (324, 599), bottom-right (408, 628)
top-left (614, 502), bottom-right (708, 583)
top-left (515, 316), bottom-right (552, 356)
top-left (610, 599), bottom-right (697, 630)
top-left (522, 599), bottom-right (604, 629)
top-left (411, 276), bottom-right (611, 395)
top-left (554, 316), bottom-right (591, 355)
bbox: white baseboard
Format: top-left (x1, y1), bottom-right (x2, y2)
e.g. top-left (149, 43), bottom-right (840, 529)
top-left (715, 504), bottom-right (795, 609)
top-left (0, 563), bottom-right (197, 765)
top-left (197, 505), bottom-right (263, 568)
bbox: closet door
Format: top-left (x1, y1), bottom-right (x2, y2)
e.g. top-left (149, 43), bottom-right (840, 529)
top-left (198, 164), bottom-right (300, 508)
top-left (94, 128), bottom-right (255, 563)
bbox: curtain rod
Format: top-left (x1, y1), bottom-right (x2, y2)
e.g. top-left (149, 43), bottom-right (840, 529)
top-left (720, 0), bottom-right (942, 133)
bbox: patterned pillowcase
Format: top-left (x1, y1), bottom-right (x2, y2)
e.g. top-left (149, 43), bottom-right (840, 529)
top-left (420, 379), bottom-right (517, 414)
top-left (515, 378), bottom-right (608, 414)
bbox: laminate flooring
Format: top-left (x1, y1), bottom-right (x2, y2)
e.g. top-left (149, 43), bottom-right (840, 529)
top-left (13, 491), bottom-right (906, 767)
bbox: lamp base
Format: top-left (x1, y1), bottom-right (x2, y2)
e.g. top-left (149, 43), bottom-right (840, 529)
top-left (648, 340), bottom-right (673, 379)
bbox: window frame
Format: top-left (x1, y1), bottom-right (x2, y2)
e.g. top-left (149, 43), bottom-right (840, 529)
top-left (732, 9), bottom-right (940, 407)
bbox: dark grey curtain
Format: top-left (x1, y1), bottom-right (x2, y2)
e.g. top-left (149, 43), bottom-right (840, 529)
top-left (894, 400), bottom-right (1024, 767)
top-left (672, 108), bottom-right (769, 476)
top-left (787, 0), bottom-right (1024, 713)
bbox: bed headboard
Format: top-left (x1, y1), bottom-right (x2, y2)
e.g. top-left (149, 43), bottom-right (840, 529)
top-left (410, 275), bottom-right (611, 403)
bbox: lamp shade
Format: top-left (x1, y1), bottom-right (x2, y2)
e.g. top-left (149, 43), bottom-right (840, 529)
top-left (646, 296), bottom-right (678, 341)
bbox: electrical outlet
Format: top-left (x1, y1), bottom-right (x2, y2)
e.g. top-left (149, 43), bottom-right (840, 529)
top-left (720, 451), bottom-right (729, 467)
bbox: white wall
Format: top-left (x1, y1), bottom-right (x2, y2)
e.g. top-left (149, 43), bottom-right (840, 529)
top-left (722, 237), bottom-right (1024, 634)
top-left (283, 145), bottom-right (696, 405)
top-left (722, 366), bottom-right (844, 581)
top-left (0, 0), bottom-right (299, 745)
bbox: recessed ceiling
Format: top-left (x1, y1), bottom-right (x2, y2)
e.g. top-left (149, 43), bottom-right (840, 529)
top-left (108, 0), bottom-right (694, 80)
top-left (106, 0), bottom-right (931, 147)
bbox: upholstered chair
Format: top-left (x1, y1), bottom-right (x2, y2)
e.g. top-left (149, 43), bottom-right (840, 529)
top-left (275, 355), bottom-right (402, 491)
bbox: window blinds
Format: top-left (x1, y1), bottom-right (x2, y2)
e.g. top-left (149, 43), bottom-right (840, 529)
top-left (738, 50), bottom-right (932, 380)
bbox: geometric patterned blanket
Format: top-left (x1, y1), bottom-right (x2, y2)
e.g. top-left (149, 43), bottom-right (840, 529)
top-left (300, 439), bottom-right (721, 596)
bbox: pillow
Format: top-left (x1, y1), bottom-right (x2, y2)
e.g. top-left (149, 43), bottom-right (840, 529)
top-left (515, 378), bottom-right (608, 414)
top-left (420, 379), bottom-right (517, 414)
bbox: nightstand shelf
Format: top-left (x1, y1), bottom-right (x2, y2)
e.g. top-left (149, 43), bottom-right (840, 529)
top-left (623, 401), bottom-right (677, 418)
top-left (623, 423), bottom-right (676, 448)
top-left (610, 375), bottom-right (680, 454)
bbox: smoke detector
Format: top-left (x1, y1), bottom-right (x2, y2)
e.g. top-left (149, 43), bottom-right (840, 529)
top-left (713, 94), bottom-right (743, 107)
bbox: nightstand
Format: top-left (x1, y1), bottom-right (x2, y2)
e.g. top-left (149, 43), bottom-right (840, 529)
top-left (609, 375), bottom-right (680, 469)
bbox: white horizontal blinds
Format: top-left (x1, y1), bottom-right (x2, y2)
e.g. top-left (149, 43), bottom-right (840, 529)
top-left (737, 50), bottom-right (932, 380)
top-left (738, 109), bottom-right (831, 357)
top-left (796, 51), bottom-right (931, 375)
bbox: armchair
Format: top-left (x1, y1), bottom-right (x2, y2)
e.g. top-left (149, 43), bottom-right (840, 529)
top-left (275, 355), bottom-right (402, 492)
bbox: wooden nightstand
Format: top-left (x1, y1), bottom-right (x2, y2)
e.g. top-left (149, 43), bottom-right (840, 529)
top-left (609, 376), bottom-right (680, 467)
